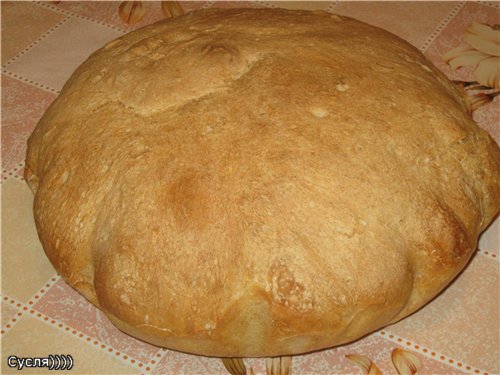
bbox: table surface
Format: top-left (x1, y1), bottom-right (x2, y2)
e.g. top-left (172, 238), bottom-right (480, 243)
top-left (1, 1), bottom-right (499, 374)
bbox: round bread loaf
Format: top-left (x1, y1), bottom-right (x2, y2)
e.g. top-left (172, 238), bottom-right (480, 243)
top-left (26, 8), bottom-right (500, 357)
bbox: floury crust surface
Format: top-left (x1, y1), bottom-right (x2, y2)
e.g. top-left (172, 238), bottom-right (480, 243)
top-left (25, 8), bottom-right (500, 357)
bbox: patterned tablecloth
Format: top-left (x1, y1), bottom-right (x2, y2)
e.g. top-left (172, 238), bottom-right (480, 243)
top-left (1, 1), bottom-right (499, 374)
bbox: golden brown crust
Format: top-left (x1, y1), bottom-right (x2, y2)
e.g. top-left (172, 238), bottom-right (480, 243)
top-left (26, 8), bottom-right (500, 357)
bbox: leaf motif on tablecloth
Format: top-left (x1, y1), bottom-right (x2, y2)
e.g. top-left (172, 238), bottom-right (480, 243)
top-left (443, 22), bottom-right (500, 111)
top-left (266, 356), bottom-right (291, 375)
top-left (391, 348), bottom-right (422, 375)
top-left (221, 358), bottom-right (247, 375)
top-left (118, 1), bottom-right (146, 25)
top-left (117, 1), bottom-right (184, 25)
top-left (161, 1), bottom-right (185, 18)
top-left (346, 354), bottom-right (383, 374)
top-left (346, 348), bottom-right (423, 375)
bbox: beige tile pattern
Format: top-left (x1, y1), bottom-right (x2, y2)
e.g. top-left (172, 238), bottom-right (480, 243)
top-left (1, 315), bottom-right (137, 374)
top-left (1, 179), bottom-right (56, 302)
top-left (387, 255), bottom-right (499, 373)
top-left (1, 301), bottom-right (19, 328)
top-left (1, 2), bottom-right (65, 65)
top-left (333, 1), bottom-right (460, 49)
top-left (7, 17), bottom-right (122, 91)
top-left (479, 216), bottom-right (499, 256)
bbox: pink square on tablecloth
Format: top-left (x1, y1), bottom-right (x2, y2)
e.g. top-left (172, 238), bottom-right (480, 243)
top-left (1, 76), bottom-right (56, 172)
